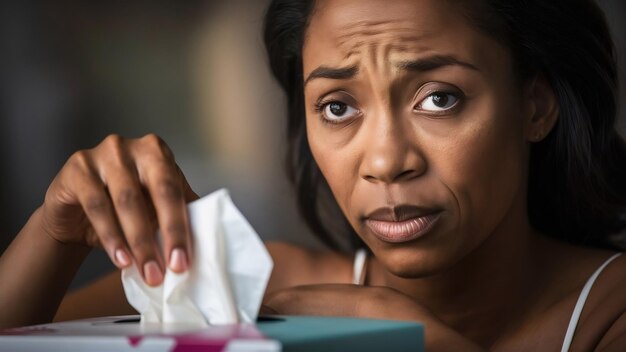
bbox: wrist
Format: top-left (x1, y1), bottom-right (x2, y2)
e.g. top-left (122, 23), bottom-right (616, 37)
top-left (0, 206), bottom-right (92, 328)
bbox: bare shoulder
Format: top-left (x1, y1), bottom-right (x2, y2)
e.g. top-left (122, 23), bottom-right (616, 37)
top-left (534, 246), bottom-right (626, 351)
top-left (496, 244), bottom-right (625, 351)
top-left (576, 251), bottom-right (626, 351)
top-left (265, 241), bottom-right (353, 294)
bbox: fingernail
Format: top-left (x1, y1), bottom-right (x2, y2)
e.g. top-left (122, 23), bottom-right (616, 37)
top-left (169, 248), bottom-right (188, 272)
top-left (144, 261), bottom-right (163, 286)
top-left (114, 249), bottom-right (131, 267)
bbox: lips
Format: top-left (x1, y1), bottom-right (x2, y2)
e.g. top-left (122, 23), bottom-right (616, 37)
top-left (364, 205), bottom-right (441, 243)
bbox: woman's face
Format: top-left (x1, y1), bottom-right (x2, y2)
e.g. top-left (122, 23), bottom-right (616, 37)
top-left (303, 0), bottom-right (531, 277)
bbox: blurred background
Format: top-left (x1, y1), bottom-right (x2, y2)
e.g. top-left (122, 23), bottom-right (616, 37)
top-left (1, 0), bottom-right (625, 289)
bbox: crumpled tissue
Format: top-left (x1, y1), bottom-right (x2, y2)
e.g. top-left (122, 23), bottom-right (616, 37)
top-left (121, 188), bottom-right (273, 326)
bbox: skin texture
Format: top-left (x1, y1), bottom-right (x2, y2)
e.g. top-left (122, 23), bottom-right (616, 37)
top-left (0, 0), bottom-right (625, 351)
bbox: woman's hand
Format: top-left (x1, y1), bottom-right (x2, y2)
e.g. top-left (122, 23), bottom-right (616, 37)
top-left (262, 284), bottom-right (486, 351)
top-left (40, 133), bottom-right (198, 286)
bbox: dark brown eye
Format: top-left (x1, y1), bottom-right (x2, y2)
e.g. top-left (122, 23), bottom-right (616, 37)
top-left (321, 101), bottom-right (359, 123)
top-left (329, 102), bottom-right (347, 116)
top-left (417, 92), bottom-right (459, 112)
top-left (431, 93), bottom-right (449, 108)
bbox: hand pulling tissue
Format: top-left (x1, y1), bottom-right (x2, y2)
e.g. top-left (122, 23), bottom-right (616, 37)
top-left (121, 188), bottom-right (273, 326)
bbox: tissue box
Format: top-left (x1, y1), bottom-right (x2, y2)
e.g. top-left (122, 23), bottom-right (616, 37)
top-left (258, 315), bottom-right (424, 351)
top-left (0, 315), bottom-right (424, 351)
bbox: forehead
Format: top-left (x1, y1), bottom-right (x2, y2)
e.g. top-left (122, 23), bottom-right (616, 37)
top-left (303, 0), bottom-right (501, 75)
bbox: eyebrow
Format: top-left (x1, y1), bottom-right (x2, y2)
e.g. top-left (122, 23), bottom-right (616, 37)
top-left (304, 65), bottom-right (358, 87)
top-left (303, 54), bottom-right (479, 87)
top-left (395, 55), bottom-right (480, 72)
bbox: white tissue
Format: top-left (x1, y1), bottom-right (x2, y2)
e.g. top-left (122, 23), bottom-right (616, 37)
top-left (121, 188), bottom-right (273, 326)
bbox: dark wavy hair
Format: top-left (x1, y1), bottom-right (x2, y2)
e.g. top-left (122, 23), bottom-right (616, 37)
top-left (263, 0), bottom-right (626, 252)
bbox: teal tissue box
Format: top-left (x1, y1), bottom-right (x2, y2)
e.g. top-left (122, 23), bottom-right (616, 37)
top-left (259, 315), bottom-right (424, 351)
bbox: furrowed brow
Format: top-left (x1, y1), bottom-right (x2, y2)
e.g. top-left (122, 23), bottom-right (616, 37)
top-left (396, 55), bottom-right (480, 72)
top-left (304, 65), bottom-right (358, 87)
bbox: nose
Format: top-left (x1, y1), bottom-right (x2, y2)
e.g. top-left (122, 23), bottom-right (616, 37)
top-left (359, 119), bottom-right (427, 184)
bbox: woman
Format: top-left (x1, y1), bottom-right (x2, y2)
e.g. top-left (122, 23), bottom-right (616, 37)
top-left (1, 0), bottom-right (625, 350)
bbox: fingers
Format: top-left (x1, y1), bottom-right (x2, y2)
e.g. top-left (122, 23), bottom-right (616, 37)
top-left (100, 150), bottom-right (165, 286)
top-left (103, 134), bottom-right (194, 285)
top-left (62, 150), bottom-right (133, 270)
top-left (64, 134), bottom-right (194, 286)
top-left (133, 135), bottom-right (192, 274)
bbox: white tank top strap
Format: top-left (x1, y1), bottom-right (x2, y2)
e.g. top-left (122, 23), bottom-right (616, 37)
top-left (352, 248), bottom-right (368, 285)
top-left (561, 252), bottom-right (622, 352)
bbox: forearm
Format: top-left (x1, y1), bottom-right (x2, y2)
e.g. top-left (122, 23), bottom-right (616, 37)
top-left (423, 320), bottom-right (485, 352)
top-left (0, 207), bottom-right (90, 328)
top-left (360, 289), bottom-right (485, 352)
top-left (264, 284), bottom-right (486, 351)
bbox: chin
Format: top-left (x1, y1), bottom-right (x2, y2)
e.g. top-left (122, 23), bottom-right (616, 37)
top-left (376, 245), bottom-right (453, 278)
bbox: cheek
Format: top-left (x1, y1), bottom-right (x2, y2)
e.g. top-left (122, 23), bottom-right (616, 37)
top-left (306, 117), bottom-right (357, 210)
top-left (440, 95), bottom-right (527, 238)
